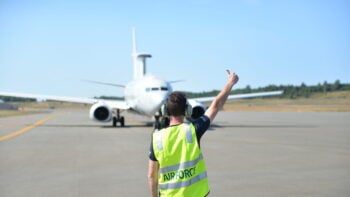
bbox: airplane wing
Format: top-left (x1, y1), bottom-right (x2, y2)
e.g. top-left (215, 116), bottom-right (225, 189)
top-left (190, 90), bottom-right (283, 103)
top-left (82, 79), bottom-right (125, 88)
top-left (0, 91), bottom-right (130, 110)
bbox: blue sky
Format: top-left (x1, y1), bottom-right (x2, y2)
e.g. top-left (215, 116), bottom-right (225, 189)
top-left (1, 0), bottom-right (349, 98)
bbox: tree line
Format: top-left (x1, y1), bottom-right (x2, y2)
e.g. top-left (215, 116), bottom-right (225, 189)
top-left (186, 80), bottom-right (350, 99)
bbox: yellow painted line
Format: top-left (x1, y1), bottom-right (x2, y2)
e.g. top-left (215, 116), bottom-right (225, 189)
top-left (0, 115), bottom-right (58, 142)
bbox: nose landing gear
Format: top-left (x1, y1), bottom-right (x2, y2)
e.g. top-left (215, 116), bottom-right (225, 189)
top-left (112, 109), bottom-right (125, 127)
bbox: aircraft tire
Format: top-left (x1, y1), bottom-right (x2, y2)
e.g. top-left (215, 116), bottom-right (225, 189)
top-left (120, 116), bottom-right (125, 127)
top-left (113, 117), bottom-right (117, 127)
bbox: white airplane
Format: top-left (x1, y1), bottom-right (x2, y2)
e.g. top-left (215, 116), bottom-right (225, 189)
top-left (0, 29), bottom-right (283, 128)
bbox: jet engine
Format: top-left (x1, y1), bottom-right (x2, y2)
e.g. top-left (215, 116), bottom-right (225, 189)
top-left (187, 100), bottom-right (207, 120)
top-left (89, 102), bottom-right (112, 122)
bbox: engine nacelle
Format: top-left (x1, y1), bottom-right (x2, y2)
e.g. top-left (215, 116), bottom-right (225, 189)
top-left (89, 102), bottom-right (112, 122)
top-left (187, 100), bottom-right (207, 120)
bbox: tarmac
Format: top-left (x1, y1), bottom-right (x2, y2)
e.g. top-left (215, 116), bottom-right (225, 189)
top-left (0, 109), bottom-right (350, 197)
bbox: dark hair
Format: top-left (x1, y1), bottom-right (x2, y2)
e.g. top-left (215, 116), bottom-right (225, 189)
top-left (167, 91), bottom-right (187, 116)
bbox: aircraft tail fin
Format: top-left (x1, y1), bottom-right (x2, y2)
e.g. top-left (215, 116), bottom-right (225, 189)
top-left (132, 28), bottom-right (152, 80)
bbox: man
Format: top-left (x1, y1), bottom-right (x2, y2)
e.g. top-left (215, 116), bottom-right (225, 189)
top-left (148, 71), bottom-right (239, 197)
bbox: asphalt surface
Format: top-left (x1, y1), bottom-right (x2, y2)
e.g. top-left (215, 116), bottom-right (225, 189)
top-left (1, 109), bottom-right (350, 197)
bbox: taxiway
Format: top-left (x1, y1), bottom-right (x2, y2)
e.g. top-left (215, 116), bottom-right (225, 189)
top-left (1, 109), bottom-right (350, 196)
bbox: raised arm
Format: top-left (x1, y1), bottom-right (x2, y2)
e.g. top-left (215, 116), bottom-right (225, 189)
top-left (204, 70), bottom-right (239, 123)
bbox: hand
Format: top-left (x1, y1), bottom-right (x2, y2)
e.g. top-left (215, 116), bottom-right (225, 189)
top-left (226, 70), bottom-right (239, 85)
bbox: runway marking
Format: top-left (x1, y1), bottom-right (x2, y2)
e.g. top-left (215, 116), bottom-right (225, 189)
top-left (0, 115), bottom-right (58, 142)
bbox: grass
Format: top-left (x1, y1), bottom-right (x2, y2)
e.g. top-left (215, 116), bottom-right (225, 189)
top-left (224, 91), bottom-right (350, 112)
top-left (14, 101), bottom-right (89, 110)
top-left (0, 110), bottom-right (42, 117)
top-left (0, 102), bottom-right (88, 117)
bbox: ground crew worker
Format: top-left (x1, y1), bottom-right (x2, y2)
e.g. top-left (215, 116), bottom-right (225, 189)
top-left (148, 70), bottom-right (239, 197)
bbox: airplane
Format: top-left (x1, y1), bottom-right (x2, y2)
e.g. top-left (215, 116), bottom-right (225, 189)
top-left (0, 29), bottom-right (283, 129)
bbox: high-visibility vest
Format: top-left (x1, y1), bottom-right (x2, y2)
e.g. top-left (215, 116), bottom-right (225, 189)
top-left (152, 123), bottom-right (210, 197)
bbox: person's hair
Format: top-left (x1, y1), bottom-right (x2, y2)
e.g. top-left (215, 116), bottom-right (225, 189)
top-left (167, 91), bottom-right (187, 116)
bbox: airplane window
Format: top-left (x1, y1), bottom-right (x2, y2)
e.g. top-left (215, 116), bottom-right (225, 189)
top-left (147, 87), bottom-right (167, 91)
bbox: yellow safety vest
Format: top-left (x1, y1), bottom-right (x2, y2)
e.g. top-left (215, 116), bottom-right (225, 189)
top-left (153, 123), bottom-right (210, 197)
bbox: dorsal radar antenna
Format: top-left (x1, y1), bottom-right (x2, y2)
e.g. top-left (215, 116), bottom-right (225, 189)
top-left (132, 28), bottom-right (152, 79)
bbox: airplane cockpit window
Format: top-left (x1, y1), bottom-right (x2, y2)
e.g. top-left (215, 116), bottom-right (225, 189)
top-left (146, 87), bottom-right (168, 92)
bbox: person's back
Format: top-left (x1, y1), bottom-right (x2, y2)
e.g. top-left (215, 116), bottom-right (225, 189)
top-left (148, 71), bottom-right (239, 197)
top-left (153, 123), bottom-right (209, 196)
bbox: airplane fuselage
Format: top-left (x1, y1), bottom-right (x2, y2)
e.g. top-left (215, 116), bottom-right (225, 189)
top-left (124, 75), bottom-right (172, 116)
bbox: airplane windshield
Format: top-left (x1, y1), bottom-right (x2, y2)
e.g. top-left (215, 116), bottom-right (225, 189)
top-left (145, 87), bottom-right (168, 92)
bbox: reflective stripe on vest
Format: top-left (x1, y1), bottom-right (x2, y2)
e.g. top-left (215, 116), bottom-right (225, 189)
top-left (159, 171), bottom-right (208, 190)
top-left (159, 153), bottom-right (203, 174)
top-left (155, 129), bottom-right (163, 151)
top-left (184, 124), bottom-right (193, 143)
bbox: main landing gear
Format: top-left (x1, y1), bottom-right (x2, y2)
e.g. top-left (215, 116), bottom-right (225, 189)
top-left (112, 109), bottom-right (125, 127)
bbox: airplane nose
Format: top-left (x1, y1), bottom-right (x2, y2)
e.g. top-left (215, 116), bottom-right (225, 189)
top-left (156, 93), bottom-right (167, 105)
top-left (151, 92), bottom-right (168, 112)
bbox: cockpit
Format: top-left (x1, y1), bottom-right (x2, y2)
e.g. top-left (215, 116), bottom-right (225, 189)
top-left (145, 87), bottom-right (169, 92)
